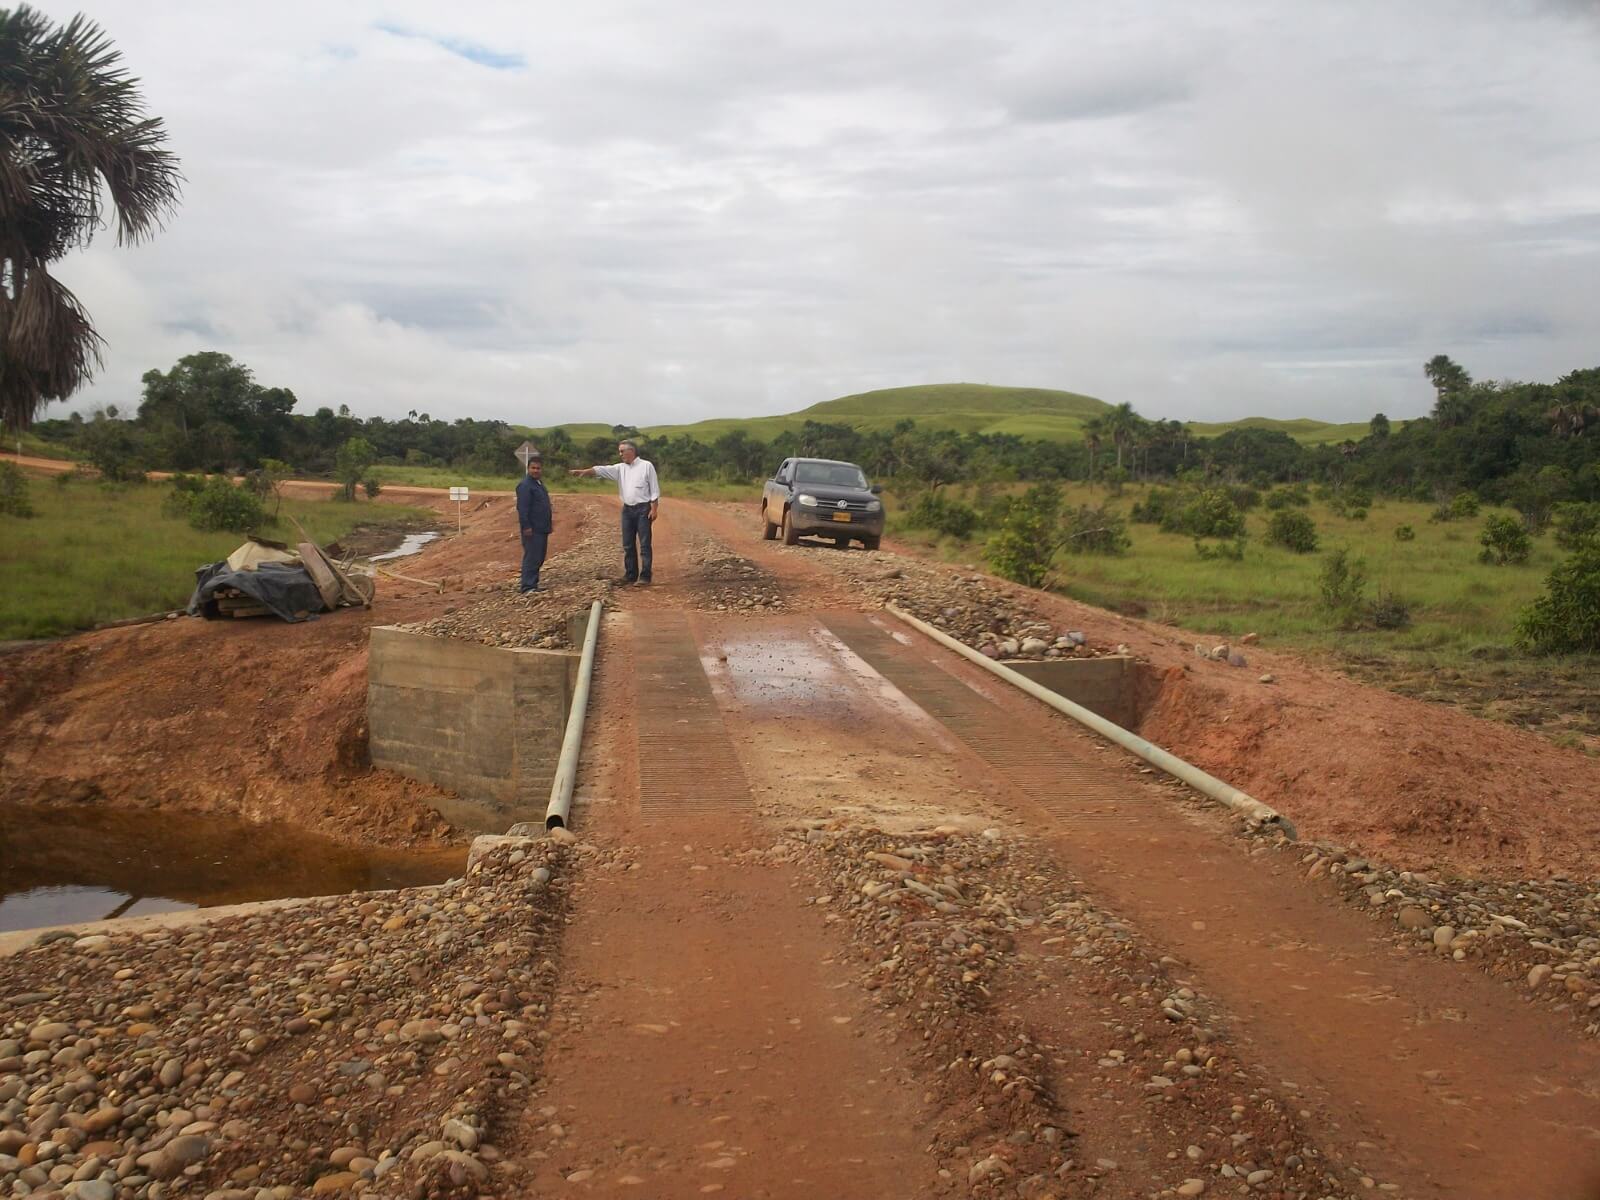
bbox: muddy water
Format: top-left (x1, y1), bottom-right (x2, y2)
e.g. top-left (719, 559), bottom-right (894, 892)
top-left (0, 806), bottom-right (465, 933)
top-left (369, 530), bottom-right (440, 561)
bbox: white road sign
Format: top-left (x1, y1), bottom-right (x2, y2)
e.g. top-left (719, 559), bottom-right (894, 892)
top-left (514, 441), bottom-right (538, 469)
top-left (449, 486), bottom-right (470, 501)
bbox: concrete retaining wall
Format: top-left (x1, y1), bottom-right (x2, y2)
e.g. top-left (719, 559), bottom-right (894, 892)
top-left (1002, 655), bottom-right (1136, 728)
top-left (367, 626), bottom-right (580, 829)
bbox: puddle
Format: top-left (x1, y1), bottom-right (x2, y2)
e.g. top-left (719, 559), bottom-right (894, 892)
top-left (0, 805), bottom-right (465, 933)
top-left (370, 530), bottom-right (440, 561)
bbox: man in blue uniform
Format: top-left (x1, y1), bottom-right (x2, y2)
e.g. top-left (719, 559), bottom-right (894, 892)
top-left (515, 452), bottom-right (553, 593)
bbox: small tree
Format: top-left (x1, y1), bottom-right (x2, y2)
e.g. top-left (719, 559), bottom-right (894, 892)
top-left (260, 457), bottom-right (292, 518)
top-left (182, 477), bottom-right (266, 532)
top-left (1266, 509), bottom-right (1319, 553)
top-left (0, 461), bottom-right (34, 517)
top-left (1061, 503), bottom-right (1130, 556)
top-left (1552, 502), bottom-right (1600, 552)
top-left (363, 478), bottom-right (382, 499)
top-left (1318, 549), bottom-right (1368, 627)
top-left (79, 417), bottom-right (147, 482)
top-left (1479, 514), bottom-right (1531, 565)
top-left (986, 484), bottom-right (1061, 586)
top-left (1515, 547), bottom-right (1600, 653)
top-left (335, 437), bottom-right (375, 501)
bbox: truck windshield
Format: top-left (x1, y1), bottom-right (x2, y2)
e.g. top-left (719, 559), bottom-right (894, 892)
top-left (794, 462), bottom-right (868, 488)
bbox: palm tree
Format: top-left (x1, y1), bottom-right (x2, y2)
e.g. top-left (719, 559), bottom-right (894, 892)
top-left (1082, 416), bottom-right (1105, 482)
top-left (0, 6), bottom-right (181, 432)
top-left (1423, 355), bottom-right (1472, 427)
top-left (1106, 401), bottom-right (1141, 471)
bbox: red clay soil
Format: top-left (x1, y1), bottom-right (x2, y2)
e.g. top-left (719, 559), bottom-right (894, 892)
top-left (0, 493), bottom-right (605, 848)
top-left (693, 498), bottom-right (1600, 880)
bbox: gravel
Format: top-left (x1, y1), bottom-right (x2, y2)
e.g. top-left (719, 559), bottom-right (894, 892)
top-left (0, 837), bottom-right (576, 1199)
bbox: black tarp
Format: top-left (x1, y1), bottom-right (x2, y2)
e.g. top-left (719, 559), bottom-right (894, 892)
top-left (187, 560), bottom-right (326, 622)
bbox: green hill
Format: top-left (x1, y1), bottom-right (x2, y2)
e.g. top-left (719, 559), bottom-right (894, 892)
top-left (533, 383), bottom-right (1385, 447)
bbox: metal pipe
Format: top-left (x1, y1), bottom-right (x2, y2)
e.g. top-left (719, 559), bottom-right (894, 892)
top-left (545, 599), bottom-right (604, 830)
top-left (885, 603), bottom-right (1295, 839)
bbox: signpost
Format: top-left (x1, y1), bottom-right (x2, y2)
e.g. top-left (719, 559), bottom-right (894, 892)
top-left (449, 486), bottom-right (469, 533)
top-left (514, 441), bottom-right (538, 470)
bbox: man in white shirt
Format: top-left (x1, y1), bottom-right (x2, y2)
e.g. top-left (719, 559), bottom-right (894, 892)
top-left (571, 440), bottom-right (661, 585)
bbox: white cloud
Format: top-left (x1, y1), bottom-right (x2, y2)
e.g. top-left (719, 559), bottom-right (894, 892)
top-left (31, 0), bottom-right (1600, 429)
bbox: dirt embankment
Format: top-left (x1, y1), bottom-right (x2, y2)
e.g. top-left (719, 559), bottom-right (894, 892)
top-left (0, 494), bottom-right (613, 848)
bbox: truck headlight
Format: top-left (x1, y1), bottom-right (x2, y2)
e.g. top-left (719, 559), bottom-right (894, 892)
top-left (866, 500), bottom-right (881, 512)
top-left (797, 494), bottom-right (819, 507)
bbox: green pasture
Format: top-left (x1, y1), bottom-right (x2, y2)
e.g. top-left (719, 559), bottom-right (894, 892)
top-left (891, 482), bottom-right (1559, 656)
top-left (0, 476), bottom-right (432, 640)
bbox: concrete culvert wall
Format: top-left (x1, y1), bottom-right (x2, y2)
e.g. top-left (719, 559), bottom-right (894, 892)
top-left (366, 626), bottom-right (580, 830)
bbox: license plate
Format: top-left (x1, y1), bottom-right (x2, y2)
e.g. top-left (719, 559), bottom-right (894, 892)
top-left (830, 512), bottom-right (852, 522)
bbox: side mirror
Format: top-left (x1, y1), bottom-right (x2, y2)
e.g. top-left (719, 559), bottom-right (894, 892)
top-left (870, 484), bottom-right (882, 495)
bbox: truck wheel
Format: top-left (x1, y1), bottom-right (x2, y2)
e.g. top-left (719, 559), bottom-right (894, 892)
top-left (833, 536), bottom-right (849, 549)
top-left (861, 535), bottom-right (881, 551)
top-left (782, 509), bottom-right (800, 545)
top-left (762, 502), bottom-right (778, 540)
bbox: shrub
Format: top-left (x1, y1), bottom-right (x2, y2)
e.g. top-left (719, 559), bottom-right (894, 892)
top-left (1394, 524), bottom-right (1416, 541)
top-left (986, 484), bottom-right (1061, 587)
top-left (1264, 486), bottom-right (1310, 510)
top-left (1061, 504), bottom-right (1130, 556)
top-left (1368, 587), bottom-right (1412, 629)
top-left (0, 462), bottom-right (34, 517)
top-left (175, 477), bottom-right (267, 533)
top-left (1129, 486), bottom-right (1178, 525)
top-left (1194, 537), bottom-right (1245, 561)
top-left (1552, 502), bottom-right (1600, 552)
top-left (1431, 491), bottom-right (1480, 522)
top-left (1162, 488), bottom-right (1245, 539)
top-left (363, 478), bottom-right (383, 499)
top-left (1317, 549), bottom-right (1368, 626)
top-left (1226, 485), bottom-right (1262, 512)
top-left (1516, 547), bottom-right (1600, 653)
top-left (335, 436), bottom-right (376, 502)
top-left (1266, 509), bottom-right (1319, 553)
top-left (906, 492), bottom-right (979, 539)
top-left (1478, 514), bottom-right (1531, 565)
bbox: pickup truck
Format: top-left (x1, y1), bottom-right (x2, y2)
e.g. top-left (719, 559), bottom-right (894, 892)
top-left (760, 457), bottom-right (885, 550)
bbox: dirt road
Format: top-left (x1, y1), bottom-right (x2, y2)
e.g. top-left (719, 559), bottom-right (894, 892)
top-left (5, 488), bottom-right (1599, 1200)
top-left (513, 501), bottom-right (1600, 1200)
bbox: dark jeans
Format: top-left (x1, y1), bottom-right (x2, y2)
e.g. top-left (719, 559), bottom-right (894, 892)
top-left (520, 530), bottom-right (548, 591)
top-left (621, 503), bottom-right (653, 581)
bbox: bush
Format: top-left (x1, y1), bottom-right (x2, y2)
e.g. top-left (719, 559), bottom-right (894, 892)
top-left (0, 462), bottom-right (34, 517)
top-left (1130, 486), bottom-right (1178, 525)
top-left (1394, 524), bottom-right (1416, 541)
top-left (1478, 514), bottom-right (1531, 565)
top-left (1552, 502), bottom-right (1600, 552)
top-left (1266, 509), bottom-right (1318, 553)
top-left (1516, 547), bottom-right (1600, 653)
top-left (1430, 491), bottom-right (1480, 522)
top-left (79, 418), bottom-right (146, 482)
top-left (1226, 485), bottom-right (1262, 512)
top-left (173, 477), bottom-right (267, 533)
top-left (1161, 488), bottom-right (1245, 539)
top-left (906, 492), bottom-right (979, 539)
top-left (363, 478), bottom-right (383, 499)
top-left (986, 484), bottom-right (1061, 587)
top-left (1061, 504), bottom-right (1130, 556)
top-left (1264, 486), bottom-right (1310, 510)
top-left (1194, 537), bottom-right (1245, 561)
top-left (1368, 587), bottom-right (1412, 629)
top-left (1317, 549), bottom-right (1368, 626)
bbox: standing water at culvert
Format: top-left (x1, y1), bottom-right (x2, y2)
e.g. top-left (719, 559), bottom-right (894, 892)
top-left (0, 806), bottom-right (465, 933)
top-left (369, 531), bottom-right (440, 561)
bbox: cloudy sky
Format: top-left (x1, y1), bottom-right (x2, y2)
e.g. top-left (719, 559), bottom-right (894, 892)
top-left (42, 0), bottom-right (1600, 428)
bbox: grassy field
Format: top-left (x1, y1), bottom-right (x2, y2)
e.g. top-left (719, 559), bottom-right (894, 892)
top-left (0, 477), bottom-right (433, 640)
top-left (890, 482), bottom-right (1594, 745)
top-left (526, 383), bottom-right (1385, 448)
top-left (369, 463), bottom-right (752, 503)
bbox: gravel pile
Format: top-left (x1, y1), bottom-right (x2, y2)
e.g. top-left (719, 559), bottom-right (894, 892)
top-left (1272, 838), bottom-right (1600, 1037)
top-left (781, 546), bottom-right (1121, 661)
top-left (683, 532), bottom-right (784, 613)
top-left (402, 518), bottom-right (613, 650)
top-left (0, 837), bottom-right (571, 1200)
top-left (785, 821), bottom-right (1376, 1198)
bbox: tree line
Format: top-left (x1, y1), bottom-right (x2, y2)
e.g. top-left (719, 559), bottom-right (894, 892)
top-left (24, 351), bottom-right (1598, 511)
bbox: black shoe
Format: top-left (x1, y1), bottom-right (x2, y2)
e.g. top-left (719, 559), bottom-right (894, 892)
top-left (614, 576), bottom-right (637, 586)
top-left (637, 576), bottom-right (652, 586)
top-left (521, 585), bottom-right (544, 593)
